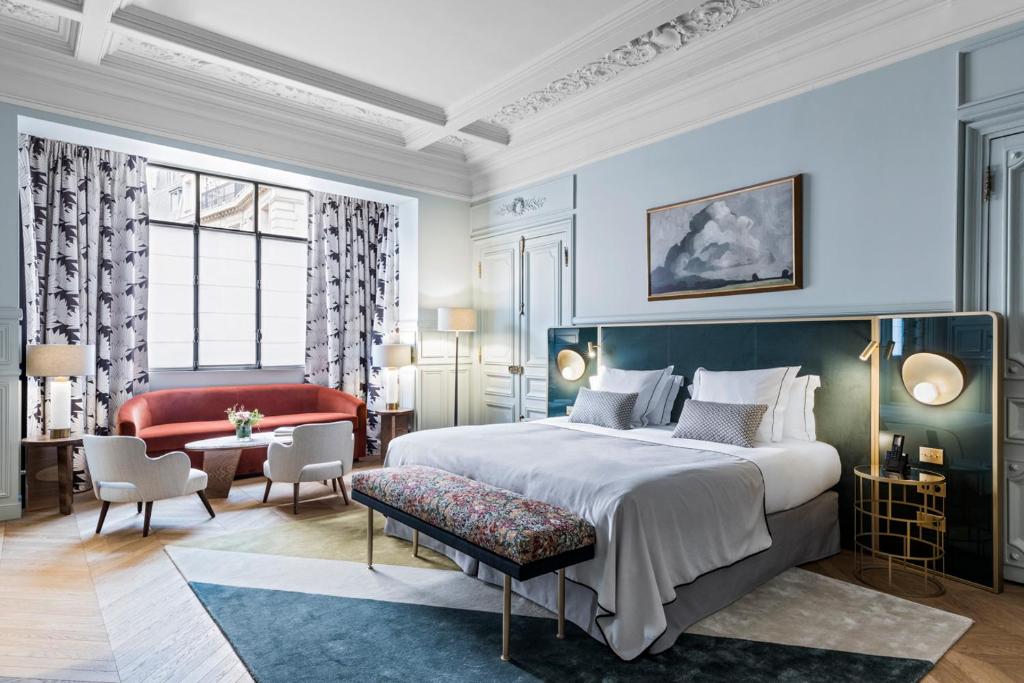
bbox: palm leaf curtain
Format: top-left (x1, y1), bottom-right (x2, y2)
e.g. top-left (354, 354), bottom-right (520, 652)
top-left (18, 135), bottom-right (150, 436)
top-left (305, 192), bottom-right (398, 455)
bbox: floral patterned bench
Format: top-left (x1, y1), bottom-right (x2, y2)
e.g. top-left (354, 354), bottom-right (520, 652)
top-left (351, 465), bottom-right (597, 662)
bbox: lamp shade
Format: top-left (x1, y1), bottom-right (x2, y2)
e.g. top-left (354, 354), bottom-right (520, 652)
top-left (901, 352), bottom-right (965, 406)
top-left (372, 343), bottom-right (412, 369)
top-left (437, 307), bottom-right (476, 332)
top-left (26, 344), bottom-right (95, 378)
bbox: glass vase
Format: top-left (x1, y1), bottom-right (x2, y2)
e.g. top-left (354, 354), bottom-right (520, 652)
top-left (235, 423), bottom-right (252, 440)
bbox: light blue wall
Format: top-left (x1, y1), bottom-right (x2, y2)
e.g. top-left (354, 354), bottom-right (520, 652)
top-left (573, 43), bottom-right (960, 324)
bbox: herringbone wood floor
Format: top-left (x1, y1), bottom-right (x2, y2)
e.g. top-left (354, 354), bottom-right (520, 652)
top-left (1, 467), bottom-right (1022, 682)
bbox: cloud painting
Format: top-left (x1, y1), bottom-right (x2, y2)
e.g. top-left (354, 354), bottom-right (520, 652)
top-left (647, 176), bottom-right (802, 299)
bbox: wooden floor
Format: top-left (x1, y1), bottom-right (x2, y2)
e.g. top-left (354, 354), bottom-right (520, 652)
top-left (1, 469), bottom-right (1022, 682)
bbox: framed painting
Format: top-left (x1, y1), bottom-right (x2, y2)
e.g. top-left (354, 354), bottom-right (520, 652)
top-left (646, 174), bottom-right (803, 301)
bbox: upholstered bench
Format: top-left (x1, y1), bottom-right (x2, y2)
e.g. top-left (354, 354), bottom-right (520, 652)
top-left (351, 465), bottom-right (596, 662)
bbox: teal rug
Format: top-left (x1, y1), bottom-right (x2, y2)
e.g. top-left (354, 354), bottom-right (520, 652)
top-left (191, 582), bottom-right (935, 682)
top-left (166, 512), bottom-right (970, 682)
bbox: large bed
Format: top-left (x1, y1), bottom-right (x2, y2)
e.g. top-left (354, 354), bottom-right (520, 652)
top-left (384, 416), bottom-right (841, 660)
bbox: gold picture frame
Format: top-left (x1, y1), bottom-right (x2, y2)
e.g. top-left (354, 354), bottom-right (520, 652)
top-left (646, 174), bottom-right (803, 301)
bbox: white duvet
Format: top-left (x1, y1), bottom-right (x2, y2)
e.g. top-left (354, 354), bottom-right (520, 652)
top-left (385, 419), bottom-right (839, 659)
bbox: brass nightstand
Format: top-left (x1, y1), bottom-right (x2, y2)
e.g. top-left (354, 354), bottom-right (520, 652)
top-left (854, 465), bottom-right (946, 597)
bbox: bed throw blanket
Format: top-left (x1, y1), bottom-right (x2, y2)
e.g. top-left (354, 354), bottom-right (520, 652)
top-left (385, 421), bottom-right (771, 660)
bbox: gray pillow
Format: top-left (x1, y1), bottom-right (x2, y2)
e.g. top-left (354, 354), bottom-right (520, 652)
top-left (570, 388), bottom-right (639, 430)
top-left (672, 400), bottom-right (768, 447)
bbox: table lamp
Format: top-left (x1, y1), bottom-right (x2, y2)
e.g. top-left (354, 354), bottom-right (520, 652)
top-left (26, 344), bottom-right (95, 439)
top-left (437, 307), bottom-right (476, 426)
top-left (372, 343), bottom-right (413, 410)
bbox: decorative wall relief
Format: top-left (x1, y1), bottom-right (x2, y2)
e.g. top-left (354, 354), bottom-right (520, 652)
top-left (498, 196), bottom-right (547, 217)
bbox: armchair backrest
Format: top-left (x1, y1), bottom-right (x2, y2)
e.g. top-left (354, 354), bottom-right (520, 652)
top-left (83, 435), bottom-right (192, 501)
top-left (267, 421), bottom-right (354, 480)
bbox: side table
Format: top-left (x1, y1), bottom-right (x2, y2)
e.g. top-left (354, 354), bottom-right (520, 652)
top-left (22, 434), bottom-right (83, 515)
top-left (376, 408), bottom-right (414, 461)
top-left (853, 465), bottom-right (946, 597)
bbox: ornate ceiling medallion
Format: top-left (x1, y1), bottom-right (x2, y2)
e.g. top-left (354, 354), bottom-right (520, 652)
top-left (487, 0), bottom-right (778, 128)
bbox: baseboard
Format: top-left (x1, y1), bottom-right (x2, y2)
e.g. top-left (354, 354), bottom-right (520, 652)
top-left (0, 499), bottom-right (22, 522)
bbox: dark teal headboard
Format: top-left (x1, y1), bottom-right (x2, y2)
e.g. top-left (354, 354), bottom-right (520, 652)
top-left (548, 319), bottom-right (874, 548)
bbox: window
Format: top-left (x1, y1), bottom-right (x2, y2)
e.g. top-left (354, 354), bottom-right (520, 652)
top-left (146, 165), bottom-right (309, 369)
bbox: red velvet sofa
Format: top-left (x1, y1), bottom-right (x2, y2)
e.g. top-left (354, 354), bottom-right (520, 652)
top-left (117, 384), bottom-right (366, 475)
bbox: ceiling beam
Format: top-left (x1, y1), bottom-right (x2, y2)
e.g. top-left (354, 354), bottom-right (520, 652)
top-left (73, 0), bottom-right (116, 63)
top-left (107, 5), bottom-right (449, 129)
top-left (405, 0), bottom-right (705, 151)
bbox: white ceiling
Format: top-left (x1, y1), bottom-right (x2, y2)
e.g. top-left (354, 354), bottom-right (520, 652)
top-left (128, 0), bottom-right (629, 107)
top-left (1, 0), bottom-right (1024, 200)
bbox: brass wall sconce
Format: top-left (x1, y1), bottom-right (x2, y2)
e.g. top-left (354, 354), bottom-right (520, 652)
top-left (556, 349), bottom-right (587, 381)
top-left (901, 352), bottom-right (965, 406)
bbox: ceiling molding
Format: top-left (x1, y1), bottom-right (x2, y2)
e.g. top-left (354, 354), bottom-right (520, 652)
top-left (485, 0), bottom-right (779, 128)
top-left (0, 0), bottom-right (76, 52)
top-left (469, 0), bottom-right (1024, 199)
top-left (405, 0), bottom-right (703, 151)
top-left (107, 5), bottom-right (448, 127)
top-left (0, 40), bottom-right (473, 199)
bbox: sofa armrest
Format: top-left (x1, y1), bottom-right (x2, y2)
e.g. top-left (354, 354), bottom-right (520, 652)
top-left (117, 395), bottom-right (153, 436)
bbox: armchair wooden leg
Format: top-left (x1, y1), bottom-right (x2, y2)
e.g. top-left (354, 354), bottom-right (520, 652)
top-left (338, 477), bottom-right (350, 505)
top-left (142, 502), bottom-right (153, 537)
top-left (262, 479), bottom-right (272, 503)
top-left (331, 479), bottom-right (338, 492)
top-left (197, 490), bottom-right (216, 518)
top-left (96, 501), bottom-right (110, 534)
top-left (137, 502), bottom-right (142, 514)
top-left (293, 483), bottom-right (300, 515)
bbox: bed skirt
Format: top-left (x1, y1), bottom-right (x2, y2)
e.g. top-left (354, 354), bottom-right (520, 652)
top-left (384, 490), bottom-right (840, 657)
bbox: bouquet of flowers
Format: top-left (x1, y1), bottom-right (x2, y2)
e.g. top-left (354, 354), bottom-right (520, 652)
top-left (226, 404), bottom-right (263, 439)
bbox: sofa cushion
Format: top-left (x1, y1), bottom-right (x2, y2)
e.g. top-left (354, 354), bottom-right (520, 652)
top-left (352, 465), bottom-right (597, 566)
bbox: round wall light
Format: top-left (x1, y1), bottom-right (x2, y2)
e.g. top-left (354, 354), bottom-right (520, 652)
top-left (556, 349), bottom-right (587, 381)
top-left (901, 352), bottom-right (965, 406)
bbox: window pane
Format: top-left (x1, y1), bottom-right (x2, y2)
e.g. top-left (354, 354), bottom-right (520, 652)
top-left (147, 167), bottom-right (194, 224)
top-left (148, 224), bottom-right (195, 368)
top-left (199, 230), bottom-right (255, 365)
top-left (199, 175), bottom-right (254, 231)
top-left (260, 238), bottom-right (307, 366)
top-left (261, 186), bottom-right (309, 238)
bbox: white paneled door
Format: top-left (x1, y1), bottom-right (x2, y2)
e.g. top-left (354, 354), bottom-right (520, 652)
top-left (474, 220), bottom-right (572, 423)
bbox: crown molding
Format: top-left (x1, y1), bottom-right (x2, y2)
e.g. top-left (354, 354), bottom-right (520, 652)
top-left (406, 0), bottom-right (703, 151)
top-left (469, 0), bottom-right (1024, 199)
top-left (0, 40), bottom-right (473, 199)
top-left (108, 5), bottom-right (448, 127)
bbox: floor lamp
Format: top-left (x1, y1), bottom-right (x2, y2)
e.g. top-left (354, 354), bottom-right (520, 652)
top-left (437, 307), bottom-right (476, 426)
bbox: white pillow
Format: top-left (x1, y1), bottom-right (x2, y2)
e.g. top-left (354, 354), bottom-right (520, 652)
top-left (591, 366), bottom-right (673, 426)
top-left (647, 372), bottom-right (676, 425)
top-left (659, 376), bottom-right (683, 425)
top-left (690, 366), bottom-right (801, 442)
top-left (783, 375), bottom-right (821, 441)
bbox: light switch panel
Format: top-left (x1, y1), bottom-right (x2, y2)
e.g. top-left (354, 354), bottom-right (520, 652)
top-left (919, 446), bottom-right (944, 465)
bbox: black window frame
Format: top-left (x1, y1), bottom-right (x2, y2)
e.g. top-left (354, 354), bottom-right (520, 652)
top-left (147, 163), bottom-right (310, 372)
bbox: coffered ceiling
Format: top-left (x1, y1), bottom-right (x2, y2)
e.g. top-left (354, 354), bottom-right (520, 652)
top-left (1, 0), bottom-right (1024, 200)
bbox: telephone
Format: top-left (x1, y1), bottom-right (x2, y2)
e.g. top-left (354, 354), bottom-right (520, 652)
top-left (883, 434), bottom-right (908, 476)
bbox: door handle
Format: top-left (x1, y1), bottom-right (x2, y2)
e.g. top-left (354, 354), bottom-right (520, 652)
top-left (507, 365), bottom-right (523, 375)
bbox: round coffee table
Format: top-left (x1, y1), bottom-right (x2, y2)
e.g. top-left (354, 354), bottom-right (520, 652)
top-left (184, 432), bottom-right (283, 498)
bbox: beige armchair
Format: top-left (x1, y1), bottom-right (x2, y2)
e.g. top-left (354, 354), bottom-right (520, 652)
top-left (262, 421), bottom-right (353, 513)
top-left (83, 435), bottom-right (214, 537)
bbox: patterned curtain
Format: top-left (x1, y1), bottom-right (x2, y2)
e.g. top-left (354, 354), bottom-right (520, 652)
top-left (18, 135), bottom-right (150, 436)
top-left (305, 193), bottom-right (399, 455)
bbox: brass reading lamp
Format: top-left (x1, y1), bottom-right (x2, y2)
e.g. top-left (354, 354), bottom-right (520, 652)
top-left (26, 344), bottom-right (96, 439)
top-left (437, 307), bottom-right (476, 426)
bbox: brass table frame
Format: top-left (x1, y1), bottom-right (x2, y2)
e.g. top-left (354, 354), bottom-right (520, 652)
top-left (854, 465), bottom-right (946, 597)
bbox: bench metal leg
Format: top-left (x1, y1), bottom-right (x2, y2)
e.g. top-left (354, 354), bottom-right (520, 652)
top-left (557, 568), bottom-right (566, 640)
top-left (413, 529), bottom-right (419, 557)
top-left (367, 507), bottom-right (374, 569)
top-left (501, 575), bottom-right (512, 662)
